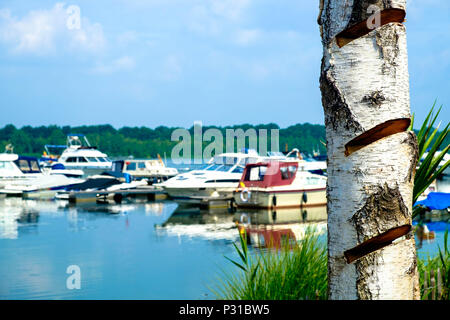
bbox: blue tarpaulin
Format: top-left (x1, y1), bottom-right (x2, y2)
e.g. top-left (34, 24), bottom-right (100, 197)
top-left (415, 192), bottom-right (450, 210)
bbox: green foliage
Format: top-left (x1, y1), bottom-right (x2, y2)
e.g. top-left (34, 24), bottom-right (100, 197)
top-left (213, 228), bottom-right (327, 300)
top-left (417, 229), bottom-right (450, 300)
top-left (0, 123), bottom-right (327, 158)
top-left (412, 103), bottom-right (450, 218)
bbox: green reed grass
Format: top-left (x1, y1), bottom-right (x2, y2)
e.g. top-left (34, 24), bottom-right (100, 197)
top-left (212, 228), bottom-right (327, 300)
top-left (417, 229), bottom-right (450, 300)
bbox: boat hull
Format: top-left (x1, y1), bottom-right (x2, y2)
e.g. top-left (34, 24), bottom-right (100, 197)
top-left (234, 188), bottom-right (327, 209)
top-left (165, 186), bottom-right (236, 204)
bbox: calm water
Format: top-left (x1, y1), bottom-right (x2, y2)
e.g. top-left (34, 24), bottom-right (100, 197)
top-left (0, 176), bottom-right (448, 299)
top-left (0, 198), bottom-right (242, 299)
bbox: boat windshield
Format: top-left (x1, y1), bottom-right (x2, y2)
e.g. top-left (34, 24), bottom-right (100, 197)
top-left (215, 164), bottom-right (235, 172)
top-left (214, 156), bottom-right (239, 166)
top-left (0, 161), bottom-right (16, 173)
top-left (205, 164), bottom-right (222, 171)
top-left (14, 158), bottom-right (41, 174)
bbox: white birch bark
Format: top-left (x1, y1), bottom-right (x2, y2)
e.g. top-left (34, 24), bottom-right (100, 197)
top-left (318, 0), bottom-right (420, 299)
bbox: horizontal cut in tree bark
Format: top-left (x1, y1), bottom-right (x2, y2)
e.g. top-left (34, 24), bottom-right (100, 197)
top-left (345, 225), bottom-right (411, 263)
top-left (344, 118), bottom-right (410, 156)
top-left (336, 8), bottom-right (406, 48)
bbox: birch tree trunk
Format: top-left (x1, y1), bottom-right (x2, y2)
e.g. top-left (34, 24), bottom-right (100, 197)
top-left (318, 0), bottom-right (420, 299)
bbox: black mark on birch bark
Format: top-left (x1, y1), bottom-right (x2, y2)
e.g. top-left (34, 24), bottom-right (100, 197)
top-left (344, 184), bottom-right (411, 263)
top-left (361, 90), bottom-right (386, 107)
top-left (320, 62), bottom-right (363, 133)
top-left (402, 131), bottom-right (419, 182)
top-left (351, 184), bottom-right (410, 241)
top-left (375, 23), bottom-right (402, 75)
top-left (355, 251), bottom-right (381, 299)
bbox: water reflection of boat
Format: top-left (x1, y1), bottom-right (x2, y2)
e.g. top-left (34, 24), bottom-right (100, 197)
top-left (234, 207), bottom-right (327, 249)
top-left (155, 205), bottom-right (238, 241)
top-left (233, 161), bottom-right (327, 209)
top-left (0, 198), bottom-right (40, 239)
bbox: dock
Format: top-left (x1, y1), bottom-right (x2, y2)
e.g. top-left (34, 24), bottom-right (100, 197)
top-left (174, 195), bottom-right (235, 211)
top-left (59, 186), bottom-right (168, 204)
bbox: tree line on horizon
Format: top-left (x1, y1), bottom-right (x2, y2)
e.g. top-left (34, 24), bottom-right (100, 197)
top-left (0, 123), bottom-right (328, 159)
top-left (1, 122), bottom-right (447, 159)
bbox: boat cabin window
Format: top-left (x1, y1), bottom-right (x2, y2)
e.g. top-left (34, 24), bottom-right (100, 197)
top-left (280, 165), bottom-right (297, 180)
top-left (86, 157), bottom-right (99, 162)
top-left (17, 159), bottom-right (31, 172)
top-left (66, 157), bottom-right (77, 163)
top-left (30, 160), bottom-right (40, 171)
top-left (126, 162), bottom-right (137, 171)
top-left (14, 158), bottom-right (40, 173)
top-left (98, 157), bottom-right (109, 162)
top-left (138, 162), bottom-right (146, 169)
top-left (246, 165), bottom-right (267, 181)
top-left (0, 161), bottom-right (15, 172)
top-left (77, 157), bottom-right (88, 163)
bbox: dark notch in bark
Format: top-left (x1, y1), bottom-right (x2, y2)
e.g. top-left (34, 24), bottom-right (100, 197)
top-left (345, 225), bottom-right (411, 263)
top-left (336, 0), bottom-right (405, 48)
top-left (344, 118), bottom-right (410, 156)
top-left (320, 62), bottom-right (363, 133)
top-left (345, 184), bottom-right (411, 263)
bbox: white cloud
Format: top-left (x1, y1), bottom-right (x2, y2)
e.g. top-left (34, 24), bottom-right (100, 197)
top-left (234, 29), bottom-right (262, 46)
top-left (187, 0), bottom-right (252, 36)
top-left (116, 31), bottom-right (139, 46)
top-left (91, 56), bottom-right (136, 75)
top-left (0, 3), bottom-right (105, 55)
top-left (210, 0), bottom-right (251, 20)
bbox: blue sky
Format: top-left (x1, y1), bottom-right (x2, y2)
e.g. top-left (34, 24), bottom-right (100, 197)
top-left (0, 0), bottom-right (448, 129)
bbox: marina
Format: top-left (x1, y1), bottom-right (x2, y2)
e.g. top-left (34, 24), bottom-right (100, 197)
top-left (0, 193), bottom-right (447, 299)
top-left (0, 146), bottom-right (449, 299)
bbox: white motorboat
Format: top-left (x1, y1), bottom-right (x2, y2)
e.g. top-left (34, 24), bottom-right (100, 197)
top-left (119, 156), bottom-right (178, 183)
top-left (0, 153), bottom-right (84, 197)
top-left (233, 160), bottom-right (327, 209)
top-left (158, 150), bottom-right (262, 204)
top-left (54, 134), bottom-right (112, 177)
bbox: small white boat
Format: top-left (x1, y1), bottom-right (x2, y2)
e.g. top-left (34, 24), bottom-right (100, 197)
top-left (233, 161), bottom-right (327, 209)
top-left (53, 134), bottom-right (112, 177)
top-left (120, 157), bottom-right (178, 183)
top-left (0, 153), bottom-right (84, 197)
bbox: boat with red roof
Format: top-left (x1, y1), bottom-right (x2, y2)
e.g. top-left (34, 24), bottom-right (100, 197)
top-left (233, 161), bottom-right (327, 209)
